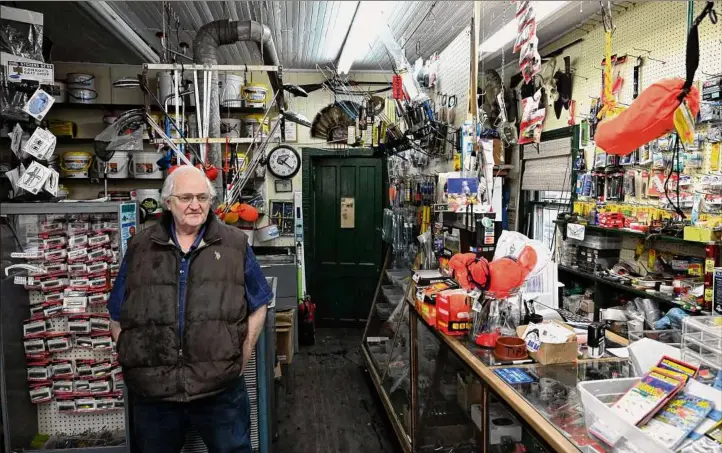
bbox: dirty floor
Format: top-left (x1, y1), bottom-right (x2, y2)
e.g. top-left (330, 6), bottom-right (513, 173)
top-left (273, 328), bottom-right (400, 453)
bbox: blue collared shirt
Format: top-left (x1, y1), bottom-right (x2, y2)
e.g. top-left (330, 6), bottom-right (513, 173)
top-left (107, 226), bottom-right (273, 322)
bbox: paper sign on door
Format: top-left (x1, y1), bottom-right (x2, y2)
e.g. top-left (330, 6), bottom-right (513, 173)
top-left (341, 197), bottom-right (355, 229)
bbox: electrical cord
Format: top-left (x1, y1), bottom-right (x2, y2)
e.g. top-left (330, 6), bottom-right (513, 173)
top-left (663, 134), bottom-right (686, 218)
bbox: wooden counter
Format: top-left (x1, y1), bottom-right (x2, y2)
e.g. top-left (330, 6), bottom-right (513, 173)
top-left (407, 296), bottom-right (629, 453)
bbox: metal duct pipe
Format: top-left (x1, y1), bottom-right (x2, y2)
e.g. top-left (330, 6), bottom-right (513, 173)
top-left (193, 20), bottom-right (282, 193)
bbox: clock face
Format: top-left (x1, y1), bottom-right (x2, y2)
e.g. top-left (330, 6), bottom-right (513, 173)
top-left (267, 146), bottom-right (300, 179)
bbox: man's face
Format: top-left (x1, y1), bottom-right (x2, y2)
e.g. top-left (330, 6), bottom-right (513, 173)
top-left (165, 171), bottom-right (211, 230)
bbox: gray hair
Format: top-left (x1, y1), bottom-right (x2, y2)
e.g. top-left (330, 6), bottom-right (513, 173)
top-left (160, 165), bottom-right (217, 208)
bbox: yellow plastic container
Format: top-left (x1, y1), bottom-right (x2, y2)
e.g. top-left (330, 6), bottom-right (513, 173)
top-left (242, 84), bottom-right (268, 108)
top-left (61, 151), bottom-right (93, 179)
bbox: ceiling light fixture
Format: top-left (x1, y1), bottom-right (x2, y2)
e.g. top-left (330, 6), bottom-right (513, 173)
top-left (337, 1), bottom-right (388, 74)
top-left (478, 1), bottom-right (570, 56)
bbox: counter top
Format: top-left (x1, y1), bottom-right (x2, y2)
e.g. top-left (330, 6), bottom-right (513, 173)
top-left (407, 297), bottom-right (632, 453)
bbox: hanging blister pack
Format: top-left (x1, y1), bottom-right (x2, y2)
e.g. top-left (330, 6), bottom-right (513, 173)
top-left (514, 1), bottom-right (542, 83)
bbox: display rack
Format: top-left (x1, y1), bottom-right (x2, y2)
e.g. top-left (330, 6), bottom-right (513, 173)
top-left (0, 201), bottom-right (134, 453)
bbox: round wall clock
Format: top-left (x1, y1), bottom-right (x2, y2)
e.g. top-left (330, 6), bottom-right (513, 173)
top-left (266, 145), bottom-right (300, 179)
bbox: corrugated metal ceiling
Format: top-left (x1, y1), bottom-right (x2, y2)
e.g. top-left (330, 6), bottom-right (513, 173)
top-left (106, 1), bottom-right (474, 70)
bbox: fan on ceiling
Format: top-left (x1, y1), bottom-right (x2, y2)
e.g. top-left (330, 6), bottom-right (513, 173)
top-left (310, 101), bottom-right (362, 143)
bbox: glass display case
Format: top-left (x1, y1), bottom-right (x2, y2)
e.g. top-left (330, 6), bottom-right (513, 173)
top-left (363, 269), bottom-right (639, 453)
top-left (0, 202), bottom-right (136, 453)
top-left (413, 316), bottom-right (484, 452)
top-left (361, 251), bottom-right (413, 452)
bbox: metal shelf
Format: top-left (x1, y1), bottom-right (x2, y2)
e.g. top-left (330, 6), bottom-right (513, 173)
top-left (555, 220), bottom-right (716, 246)
top-left (51, 103), bottom-right (265, 115)
top-left (558, 264), bottom-right (709, 314)
top-left (0, 201), bottom-right (123, 215)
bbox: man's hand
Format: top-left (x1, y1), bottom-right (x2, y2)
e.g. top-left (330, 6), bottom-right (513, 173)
top-left (242, 305), bottom-right (267, 373)
top-left (110, 320), bottom-right (122, 342)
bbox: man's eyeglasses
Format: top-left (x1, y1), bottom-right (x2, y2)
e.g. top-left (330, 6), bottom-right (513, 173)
top-left (171, 193), bottom-right (211, 204)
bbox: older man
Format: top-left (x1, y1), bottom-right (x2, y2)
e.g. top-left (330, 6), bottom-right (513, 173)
top-left (108, 165), bottom-right (272, 453)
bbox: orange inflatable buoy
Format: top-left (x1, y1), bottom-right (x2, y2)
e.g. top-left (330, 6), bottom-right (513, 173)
top-left (238, 204), bottom-right (259, 223)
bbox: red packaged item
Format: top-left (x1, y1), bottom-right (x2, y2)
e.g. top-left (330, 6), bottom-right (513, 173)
top-left (23, 315), bottom-right (50, 338)
top-left (27, 360), bottom-right (52, 381)
top-left (67, 248), bottom-right (88, 263)
top-left (67, 220), bottom-right (90, 235)
top-left (45, 332), bottom-right (72, 353)
top-left (436, 290), bottom-right (473, 336)
top-left (42, 263), bottom-right (67, 278)
top-left (42, 301), bottom-right (64, 318)
top-left (88, 292), bottom-right (109, 306)
top-left (87, 248), bottom-right (109, 263)
top-left (91, 332), bottom-right (113, 350)
top-left (40, 221), bottom-right (65, 236)
top-left (67, 263), bottom-right (87, 276)
top-left (87, 276), bottom-right (108, 292)
top-left (41, 277), bottom-right (67, 293)
top-left (88, 234), bottom-right (111, 249)
top-left (68, 315), bottom-right (91, 335)
top-left (75, 359), bottom-right (94, 379)
top-left (51, 360), bottom-right (74, 378)
top-left (57, 396), bottom-right (76, 412)
top-left (29, 381), bottom-right (53, 403)
top-left (42, 236), bottom-right (67, 250)
top-left (68, 234), bottom-right (89, 250)
top-left (86, 262), bottom-right (108, 277)
top-left (53, 380), bottom-right (74, 397)
top-left (43, 248), bottom-right (67, 262)
top-left (43, 291), bottom-right (64, 304)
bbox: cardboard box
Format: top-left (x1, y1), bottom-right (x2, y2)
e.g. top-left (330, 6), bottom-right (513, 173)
top-left (276, 326), bottom-right (294, 364)
top-left (436, 290), bottom-right (472, 336)
top-left (457, 372), bottom-right (483, 414)
top-left (416, 279), bottom-right (459, 305)
top-left (516, 320), bottom-right (578, 365)
top-left (683, 226), bottom-right (721, 243)
top-left (418, 302), bottom-right (436, 327)
top-left (412, 270), bottom-right (449, 287)
top-left (488, 403), bottom-right (522, 445)
top-left (493, 138), bottom-right (504, 165)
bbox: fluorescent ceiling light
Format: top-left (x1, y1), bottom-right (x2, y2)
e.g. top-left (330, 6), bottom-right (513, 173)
top-left (479, 1), bottom-right (570, 55)
top-left (337, 1), bottom-right (388, 74)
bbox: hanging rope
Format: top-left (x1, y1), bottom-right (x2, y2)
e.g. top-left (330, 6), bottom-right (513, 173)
top-left (597, 5), bottom-right (625, 121)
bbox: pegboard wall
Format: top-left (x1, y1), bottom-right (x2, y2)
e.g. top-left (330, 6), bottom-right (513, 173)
top-left (435, 25), bottom-right (472, 126)
top-left (540, 0), bottom-right (722, 131)
top-left (28, 294), bottom-right (125, 435)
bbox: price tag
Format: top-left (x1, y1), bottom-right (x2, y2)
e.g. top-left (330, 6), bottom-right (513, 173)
top-left (567, 223), bottom-right (585, 241)
top-left (14, 276), bottom-right (27, 285)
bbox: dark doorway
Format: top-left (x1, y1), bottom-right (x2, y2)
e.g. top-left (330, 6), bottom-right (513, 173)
top-left (304, 153), bottom-right (383, 326)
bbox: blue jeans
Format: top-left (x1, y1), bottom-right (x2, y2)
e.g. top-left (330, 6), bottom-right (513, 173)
top-left (131, 377), bottom-right (251, 453)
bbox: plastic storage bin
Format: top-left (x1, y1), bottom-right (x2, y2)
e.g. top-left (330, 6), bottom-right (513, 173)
top-left (682, 316), bottom-right (722, 373)
top-left (578, 378), bottom-right (673, 453)
top-left (382, 285), bottom-right (405, 306)
top-left (569, 233), bottom-right (622, 250)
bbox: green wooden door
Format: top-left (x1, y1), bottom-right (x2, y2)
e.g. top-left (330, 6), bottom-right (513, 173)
top-left (309, 157), bottom-right (383, 325)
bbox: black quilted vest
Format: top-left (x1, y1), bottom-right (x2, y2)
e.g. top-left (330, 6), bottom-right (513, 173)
top-left (117, 212), bottom-right (248, 402)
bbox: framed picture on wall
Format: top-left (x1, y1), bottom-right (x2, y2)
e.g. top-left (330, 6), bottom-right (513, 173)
top-left (275, 179), bottom-right (293, 193)
top-left (270, 119), bottom-right (297, 142)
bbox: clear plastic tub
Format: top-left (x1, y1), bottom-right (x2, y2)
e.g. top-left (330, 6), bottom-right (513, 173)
top-left (682, 316), bottom-right (722, 373)
top-left (569, 233), bottom-right (622, 250)
top-left (376, 302), bottom-right (392, 320)
top-left (386, 268), bottom-right (412, 287)
top-left (578, 378), bottom-right (673, 453)
top-left (381, 285), bottom-right (405, 306)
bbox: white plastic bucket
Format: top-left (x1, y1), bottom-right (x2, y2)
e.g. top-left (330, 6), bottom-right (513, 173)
top-left (157, 71), bottom-right (187, 106)
top-left (50, 81), bottom-right (66, 103)
top-left (66, 73), bottom-right (96, 89)
top-left (96, 151), bottom-right (129, 179)
top-left (136, 189), bottom-right (162, 215)
top-left (219, 74), bottom-right (243, 107)
top-left (243, 118), bottom-right (261, 138)
top-left (61, 152), bottom-right (92, 179)
top-left (68, 88), bottom-right (98, 104)
top-left (221, 118), bottom-right (243, 138)
top-left (242, 84), bottom-right (268, 108)
top-left (130, 152), bottom-right (164, 179)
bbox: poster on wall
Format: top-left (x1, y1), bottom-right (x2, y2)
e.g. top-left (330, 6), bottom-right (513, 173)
top-left (271, 119), bottom-right (297, 142)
